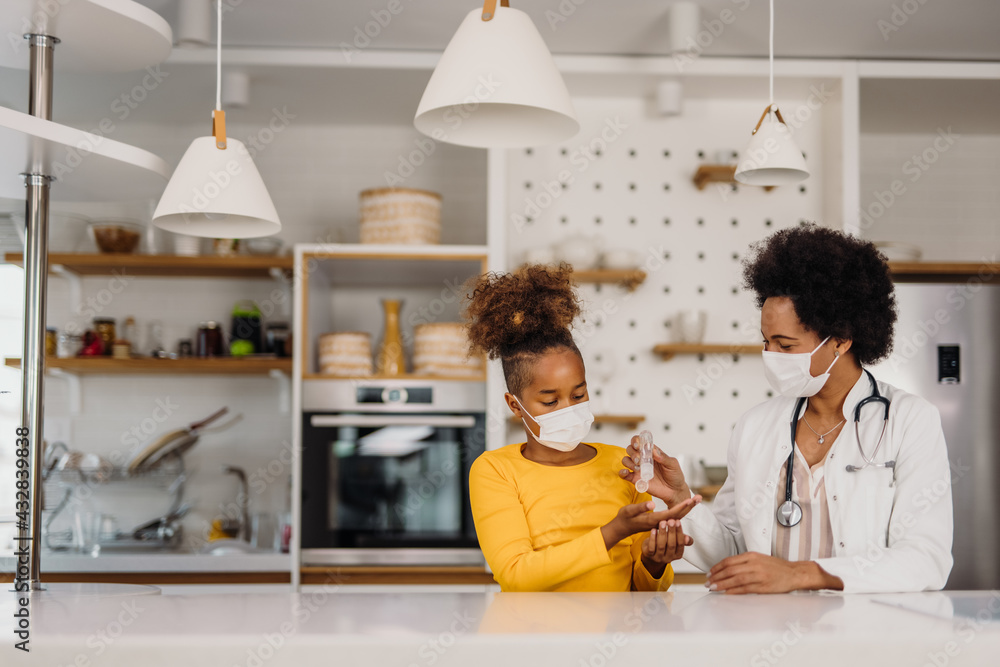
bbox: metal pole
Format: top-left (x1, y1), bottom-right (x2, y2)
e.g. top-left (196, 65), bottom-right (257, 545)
top-left (17, 33), bottom-right (58, 591)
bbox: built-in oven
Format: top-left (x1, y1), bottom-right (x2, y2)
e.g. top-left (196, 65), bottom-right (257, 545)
top-left (300, 379), bottom-right (486, 565)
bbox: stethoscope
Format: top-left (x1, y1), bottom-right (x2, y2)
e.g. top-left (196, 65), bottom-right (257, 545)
top-left (776, 369), bottom-right (894, 529)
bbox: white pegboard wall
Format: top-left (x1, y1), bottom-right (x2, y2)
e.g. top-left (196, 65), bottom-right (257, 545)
top-left (505, 96), bottom-right (830, 464)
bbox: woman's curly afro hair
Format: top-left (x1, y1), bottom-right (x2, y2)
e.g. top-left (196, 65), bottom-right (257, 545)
top-left (463, 263), bottom-right (582, 396)
top-left (742, 224), bottom-right (897, 366)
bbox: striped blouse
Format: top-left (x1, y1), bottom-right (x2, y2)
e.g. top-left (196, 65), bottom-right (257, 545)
top-left (772, 446), bottom-right (835, 561)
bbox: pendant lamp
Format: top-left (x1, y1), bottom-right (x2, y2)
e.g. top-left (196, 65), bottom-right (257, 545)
top-left (414, 0), bottom-right (579, 148)
top-left (733, 0), bottom-right (808, 186)
top-left (153, 0), bottom-right (279, 238)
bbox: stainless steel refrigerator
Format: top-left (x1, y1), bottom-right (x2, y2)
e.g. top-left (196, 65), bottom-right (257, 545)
top-left (870, 282), bottom-right (1000, 590)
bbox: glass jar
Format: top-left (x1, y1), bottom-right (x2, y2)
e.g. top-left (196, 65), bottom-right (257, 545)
top-left (93, 318), bottom-right (116, 356)
top-left (57, 332), bottom-right (82, 358)
top-left (265, 322), bottom-right (291, 357)
top-left (45, 328), bottom-right (57, 356)
top-left (112, 340), bottom-right (131, 360)
top-left (197, 321), bottom-right (224, 357)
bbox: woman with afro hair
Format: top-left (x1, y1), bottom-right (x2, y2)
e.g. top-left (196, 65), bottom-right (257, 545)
top-left (621, 224), bottom-right (953, 594)
top-left (465, 264), bottom-right (700, 592)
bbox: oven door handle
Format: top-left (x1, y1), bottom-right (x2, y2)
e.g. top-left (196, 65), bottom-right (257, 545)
top-left (310, 415), bottom-right (477, 428)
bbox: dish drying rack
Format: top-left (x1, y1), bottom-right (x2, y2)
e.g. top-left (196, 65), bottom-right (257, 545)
top-left (42, 446), bottom-right (189, 553)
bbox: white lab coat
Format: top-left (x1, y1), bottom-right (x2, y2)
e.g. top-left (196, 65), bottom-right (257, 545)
top-left (682, 372), bottom-right (954, 593)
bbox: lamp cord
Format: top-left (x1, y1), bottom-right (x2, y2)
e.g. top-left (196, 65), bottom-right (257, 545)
top-left (769, 0), bottom-right (774, 109)
top-left (216, 0), bottom-right (222, 111)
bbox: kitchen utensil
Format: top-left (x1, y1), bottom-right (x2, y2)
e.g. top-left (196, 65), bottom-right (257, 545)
top-left (245, 237), bottom-right (283, 256)
top-left (360, 187), bottom-right (442, 245)
top-left (111, 340), bottom-right (131, 359)
top-left (676, 309), bottom-right (707, 343)
top-left (131, 503), bottom-right (191, 542)
top-left (8, 211), bottom-right (92, 253)
top-left (56, 332), bottom-right (82, 358)
top-left (127, 407), bottom-right (238, 473)
top-left (172, 233), bottom-right (202, 256)
top-left (250, 512), bottom-right (278, 551)
top-left (222, 465), bottom-right (250, 542)
top-left (93, 317), bottom-right (116, 355)
top-left (89, 220), bottom-right (143, 254)
top-left (196, 321), bottom-right (224, 357)
top-left (265, 322), bottom-right (291, 357)
top-left (230, 301), bottom-right (262, 356)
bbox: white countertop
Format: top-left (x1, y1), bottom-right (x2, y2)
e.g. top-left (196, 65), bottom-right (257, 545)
top-left (5, 586), bottom-right (999, 666)
top-left (0, 551), bottom-right (292, 573)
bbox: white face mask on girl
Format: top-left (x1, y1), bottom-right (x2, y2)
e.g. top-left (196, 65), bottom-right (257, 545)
top-left (762, 336), bottom-right (840, 398)
top-left (513, 395), bottom-right (594, 452)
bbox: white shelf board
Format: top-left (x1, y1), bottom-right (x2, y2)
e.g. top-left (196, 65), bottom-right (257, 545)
top-left (0, 0), bottom-right (171, 72)
top-left (0, 105), bottom-right (169, 201)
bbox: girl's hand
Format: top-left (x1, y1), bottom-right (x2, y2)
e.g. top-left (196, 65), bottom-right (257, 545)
top-left (641, 519), bottom-right (693, 578)
top-left (600, 496), bottom-right (701, 550)
top-left (620, 436), bottom-right (694, 508)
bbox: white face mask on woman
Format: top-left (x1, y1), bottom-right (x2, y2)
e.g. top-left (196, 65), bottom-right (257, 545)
top-left (513, 395), bottom-right (594, 452)
top-left (762, 336), bottom-right (840, 398)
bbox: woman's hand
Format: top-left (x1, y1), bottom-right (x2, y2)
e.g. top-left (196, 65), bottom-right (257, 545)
top-left (601, 497), bottom-right (701, 550)
top-left (620, 436), bottom-right (694, 508)
top-left (706, 552), bottom-right (844, 594)
top-left (641, 519), bottom-right (693, 578)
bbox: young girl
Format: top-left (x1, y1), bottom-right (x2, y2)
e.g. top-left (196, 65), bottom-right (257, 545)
top-left (465, 264), bottom-right (699, 592)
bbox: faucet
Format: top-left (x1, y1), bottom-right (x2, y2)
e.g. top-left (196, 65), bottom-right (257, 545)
top-left (222, 465), bottom-right (250, 542)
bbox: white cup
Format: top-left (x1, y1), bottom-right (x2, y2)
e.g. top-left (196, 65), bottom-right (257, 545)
top-left (676, 309), bottom-right (707, 343)
top-left (173, 233), bottom-right (201, 257)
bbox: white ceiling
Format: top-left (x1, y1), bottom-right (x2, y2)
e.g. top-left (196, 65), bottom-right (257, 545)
top-left (134, 0), bottom-right (1000, 61)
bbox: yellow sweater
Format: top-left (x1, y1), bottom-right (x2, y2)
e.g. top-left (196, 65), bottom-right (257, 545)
top-left (470, 441), bottom-right (674, 592)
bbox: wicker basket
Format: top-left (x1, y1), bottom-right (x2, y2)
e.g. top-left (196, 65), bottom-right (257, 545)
top-left (360, 188), bottom-right (442, 245)
top-left (413, 323), bottom-right (484, 378)
top-left (318, 332), bottom-right (373, 376)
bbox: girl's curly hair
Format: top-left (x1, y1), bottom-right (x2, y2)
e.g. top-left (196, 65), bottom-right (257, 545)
top-left (742, 224), bottom-right (898, 365)
top-left (464, 264), bottom-right (582, 396)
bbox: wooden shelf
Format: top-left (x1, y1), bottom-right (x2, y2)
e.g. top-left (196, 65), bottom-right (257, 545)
top-left (3, 252), bottom-right (293, 279)
top-left (888, 261), bottom-right (1000, 283)
top-left (573, 269), bottom-right (647, 291)
top-left (4, 357), bottom-right (292, 375)
top-left (653, 343), bottom-right (761, 361)
top-left (510, 414), bottom-right (645, 429)
top-left (692, 164), bottom-right (775, 192)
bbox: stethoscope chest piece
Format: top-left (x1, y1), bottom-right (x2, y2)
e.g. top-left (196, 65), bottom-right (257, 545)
top-left (776, 499), bottom-right (803, 528)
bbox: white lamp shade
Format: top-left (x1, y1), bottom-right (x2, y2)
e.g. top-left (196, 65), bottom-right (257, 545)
top-left (152, 136), bottom-right (280, 238)
top-left (734, 113), bottom-right (809, 186)
top-left (414, 6), bottom-right (579, 148)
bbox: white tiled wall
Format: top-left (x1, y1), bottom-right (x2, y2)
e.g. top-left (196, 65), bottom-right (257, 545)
top-left (859, 133), bottom-right (1000, 261)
